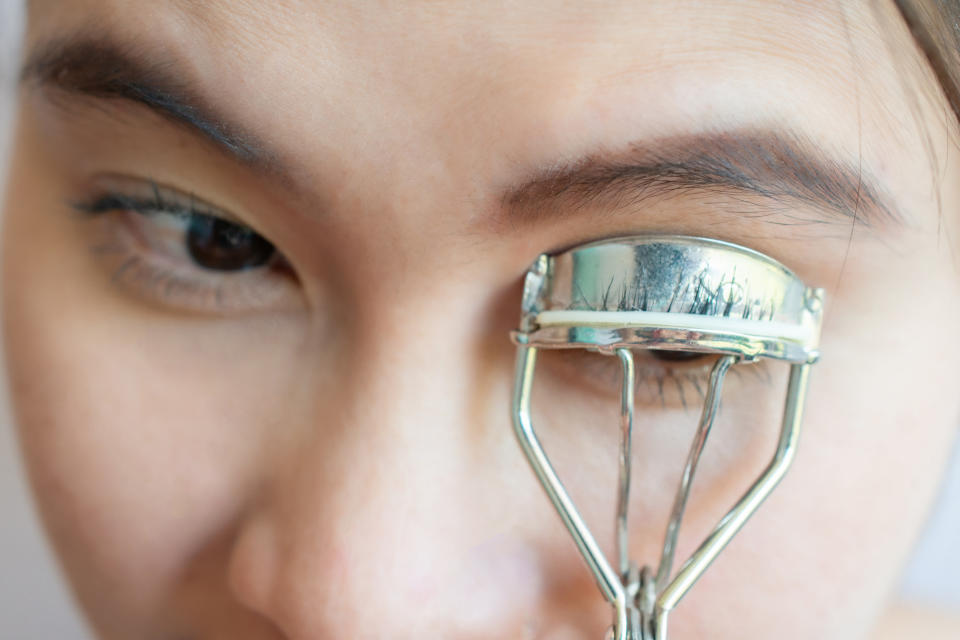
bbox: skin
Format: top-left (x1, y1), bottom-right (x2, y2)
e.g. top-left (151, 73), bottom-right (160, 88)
top-left (3, 0), bottom-right (960, 638)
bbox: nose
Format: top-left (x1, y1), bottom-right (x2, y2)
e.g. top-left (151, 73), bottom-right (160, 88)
top-left (225, 304), bottom-right (550, 639)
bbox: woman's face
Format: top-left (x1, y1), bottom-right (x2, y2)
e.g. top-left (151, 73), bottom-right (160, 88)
top-left (4, 1), bottom-right (959, 638)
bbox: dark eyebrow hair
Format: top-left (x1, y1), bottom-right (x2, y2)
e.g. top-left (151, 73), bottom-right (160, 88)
top-left (21, 36), bottom-right (899, 232)
top-left (20, 37), bottom-right (275, 168)
top-left (502, 129), bottom-right (901, 229)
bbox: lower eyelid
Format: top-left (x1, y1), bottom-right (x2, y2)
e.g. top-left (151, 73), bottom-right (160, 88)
top-left (85, 211), bottom-right (304, 314)
top-left (538, 349), bottom-right (770, 411)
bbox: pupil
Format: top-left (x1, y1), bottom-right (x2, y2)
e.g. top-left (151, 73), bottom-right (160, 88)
top-left (649, 349), bottom-right (706, 362)
top-left (186, 215), bottom-right (276, 271)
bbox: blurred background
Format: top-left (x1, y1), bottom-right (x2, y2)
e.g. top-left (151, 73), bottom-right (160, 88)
top-left (0, 1), bottom-right (957, 638)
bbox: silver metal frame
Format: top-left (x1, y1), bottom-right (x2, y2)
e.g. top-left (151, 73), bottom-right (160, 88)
top-left (510, 235), bottom-right (823, 639)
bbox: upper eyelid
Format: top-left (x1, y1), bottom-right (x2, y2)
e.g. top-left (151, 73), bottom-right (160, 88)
top-left (73, 176), bottom-right (250, 227)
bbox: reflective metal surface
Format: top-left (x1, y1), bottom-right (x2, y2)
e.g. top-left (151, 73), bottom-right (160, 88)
top-left (510, 235), bottom-right (824, 640)
top-left (513, 235), bottom-right (822, 363)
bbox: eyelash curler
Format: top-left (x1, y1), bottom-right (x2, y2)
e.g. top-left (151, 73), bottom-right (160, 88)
top-left (510, 235), bottom-right (823, 640)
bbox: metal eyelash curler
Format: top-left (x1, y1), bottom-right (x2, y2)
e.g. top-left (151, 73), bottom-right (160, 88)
top-left (510, 235), bottom-right (823, 640)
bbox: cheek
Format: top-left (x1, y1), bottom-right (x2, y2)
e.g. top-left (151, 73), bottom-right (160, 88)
top-left (798, 259), bottom-right (960, 577)
top-left (5, 308), bottom-right (303, 619)
top-left (3, 186), bottom-right (308, 631)
top-left (691, 239), bottom-right (960, 637)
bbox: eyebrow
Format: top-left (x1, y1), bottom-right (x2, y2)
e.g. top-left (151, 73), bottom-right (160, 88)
top-left (22, 36), bottom-right (899, 231)
top-left (502, 129), bottom-right (901, 229)
top-left (21, 37), bottom-right (276, 168)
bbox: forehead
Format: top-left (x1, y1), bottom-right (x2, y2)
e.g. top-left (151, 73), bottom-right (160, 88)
top-left (24, 0), bottom-right (939, 224)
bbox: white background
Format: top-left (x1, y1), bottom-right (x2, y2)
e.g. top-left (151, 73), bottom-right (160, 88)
top-left (0, 1), bottom-right (957, 637)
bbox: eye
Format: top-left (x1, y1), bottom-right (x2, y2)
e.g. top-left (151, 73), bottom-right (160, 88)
top-left (538, 347), bottom-right (751, 410)
top-left (185, 215), bottom-right (276, 271)
top-left (649, 349), bottom-right (709, 363)
top-left (73, 178), bottom-right (303, 314)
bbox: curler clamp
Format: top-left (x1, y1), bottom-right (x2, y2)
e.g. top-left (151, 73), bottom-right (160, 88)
top-left (510, 236), bottom-right (823, 640)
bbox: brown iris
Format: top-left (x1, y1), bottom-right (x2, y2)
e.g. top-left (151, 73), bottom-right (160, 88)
top-left (186, 215), bottom-right (276, 271)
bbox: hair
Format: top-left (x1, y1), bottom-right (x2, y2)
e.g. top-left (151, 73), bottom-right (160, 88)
top-left (896, 0), bottom-right (960, 124)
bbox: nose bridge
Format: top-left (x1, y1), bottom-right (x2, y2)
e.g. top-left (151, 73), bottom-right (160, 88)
top-left (228, 299), bottom-right (540, 638)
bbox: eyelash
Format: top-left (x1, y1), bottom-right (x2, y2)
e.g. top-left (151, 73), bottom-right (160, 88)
top-left (540, 348), bottom-right (773, 410)
top-left (72, 181), bottom-right (303, 314)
